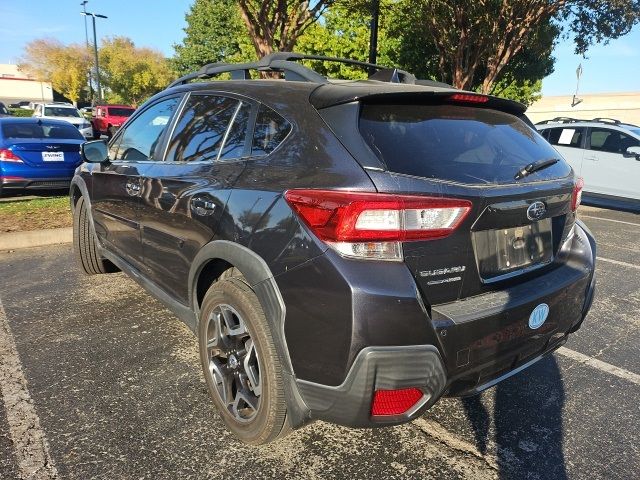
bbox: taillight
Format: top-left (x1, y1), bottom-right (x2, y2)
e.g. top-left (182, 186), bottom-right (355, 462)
top-left (572, 177), bottom-right (584, 211)
top-left (371, 388), bottom-right (424, 416)
top-left (0, 149), bottom-right (23, 163)
top-left (284, 189), bottom-right (472, 261)
top-left (448, 93), bottom-right (489, 104)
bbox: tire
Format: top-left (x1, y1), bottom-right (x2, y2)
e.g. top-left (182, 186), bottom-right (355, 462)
top-left (73, 196), bottom-right (118, 275)
top-left (199, 275), bottom-right (289, 445)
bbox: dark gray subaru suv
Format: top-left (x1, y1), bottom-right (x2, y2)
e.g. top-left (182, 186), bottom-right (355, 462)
top-left (71, 53), bottom-right (596, 444)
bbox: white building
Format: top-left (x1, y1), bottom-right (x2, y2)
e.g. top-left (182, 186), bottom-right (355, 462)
top-left (0, 64), bottom-right (53, 106)
top-left (527, 92), bottom-right (640, 126)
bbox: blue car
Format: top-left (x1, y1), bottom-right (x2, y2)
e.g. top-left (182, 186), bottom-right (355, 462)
top-left (0, 118), bottom-right (85, 195)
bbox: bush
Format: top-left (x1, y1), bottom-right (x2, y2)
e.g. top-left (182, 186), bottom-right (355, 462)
top-left (8, 108), bottom-right (34, 117)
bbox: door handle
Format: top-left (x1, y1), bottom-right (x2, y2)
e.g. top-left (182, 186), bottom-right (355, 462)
top-left (191, 197), bottom-right (216, 215)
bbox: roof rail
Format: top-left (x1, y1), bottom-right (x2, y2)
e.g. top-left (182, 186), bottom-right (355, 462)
top-left (591, 117), bottom-right (621, 125)
top-left (167, 52), bottom-right (419, 89)
top-left (535, 117), bottom-right (581, 125)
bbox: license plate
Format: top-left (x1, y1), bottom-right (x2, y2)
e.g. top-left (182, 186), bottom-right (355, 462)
top-left (42, 152), bottom-right (64, 162)
top-left (473, 218), bottom-right (553, 280)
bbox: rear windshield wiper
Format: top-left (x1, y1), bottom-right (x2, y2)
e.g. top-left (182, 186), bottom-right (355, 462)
top-left (514, 158), bottom-right (560, 180)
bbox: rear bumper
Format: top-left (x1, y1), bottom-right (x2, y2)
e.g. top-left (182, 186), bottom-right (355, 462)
top-left (285, 223), bottom-right (596, 428)
top-left (1, 176), bottom-right (73, 190)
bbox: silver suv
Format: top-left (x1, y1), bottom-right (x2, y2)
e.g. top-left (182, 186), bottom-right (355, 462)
top-left (536, 118), bottom-right (640, 211)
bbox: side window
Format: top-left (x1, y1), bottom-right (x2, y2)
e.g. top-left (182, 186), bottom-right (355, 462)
top-left (251, 105), bottom-right (292, 156)
top-left (589, 128), bottom-right (640, 154)
top-left (114, 97), bottom-right (179, 161)
top-left (547, 127), bottom-right (584, 148)
top-left (166, 95), bottom-right (240, 162)
top-left (219, 102), bottom-right (252, 160)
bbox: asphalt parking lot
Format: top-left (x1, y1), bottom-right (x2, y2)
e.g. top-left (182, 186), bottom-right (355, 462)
top-left (1, 205), bottom-right (638, 480)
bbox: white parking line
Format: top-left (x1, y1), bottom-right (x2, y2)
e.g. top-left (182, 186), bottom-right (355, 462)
top-left (597, 257), bottom-right (640, 270)
top-left (580, 215), bottom-right (640, 227)
top-left (0, 298), bottom-right (58, 479)
top-left (556, 347), bottom-right (640, 386)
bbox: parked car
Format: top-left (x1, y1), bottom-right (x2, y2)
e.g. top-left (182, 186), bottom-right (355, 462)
top-left (0, 118), bottom-right (85, 195)
top-left (32, 103), bottom-right (93, 140)
top-left (71, 53), bottom-right (596, 445)
top-left (537, 117), bottom-right (640, 211)
top-left (91, 104), bottom-right (135, 139)
top-left (80, 106), bottom-right (93, 116)
top-left (8, 101), bottom-right (31, 109)
top-left (0, 102), bottom-right (11, 117)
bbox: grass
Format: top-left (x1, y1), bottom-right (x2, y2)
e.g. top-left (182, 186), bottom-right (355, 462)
top-left (0, 196), bottom-right (71, 233)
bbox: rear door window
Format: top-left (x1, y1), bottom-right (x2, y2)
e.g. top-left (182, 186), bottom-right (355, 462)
top-left (359, 104), bottom-right (572, 184)
top-left (546, 127), bottom-right (585, 148)
top-left (166, 94), bottom-right (240, 162)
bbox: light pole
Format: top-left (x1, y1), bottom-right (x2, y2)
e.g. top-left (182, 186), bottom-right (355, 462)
top-left (81, 10), bottom-right (107, 104)
top-left (368, 0), bottom-right (380, 71)
top-left (80, 1), bottom-right (94, 102)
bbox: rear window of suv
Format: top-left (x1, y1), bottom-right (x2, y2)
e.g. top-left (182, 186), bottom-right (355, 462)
top-left (359, 104), bottom-right (571, 184)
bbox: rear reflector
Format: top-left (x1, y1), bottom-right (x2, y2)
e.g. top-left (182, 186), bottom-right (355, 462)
top-left (371, 388), bottom-right (424, 416)
top-left (448, 93), bottom-right (489, 104)
top-left (572, 177), bottom-right (584, 211)
top-left (0, 149), bottom-right (23, 163)
top-left (284, 190), bottom-right (472, 260)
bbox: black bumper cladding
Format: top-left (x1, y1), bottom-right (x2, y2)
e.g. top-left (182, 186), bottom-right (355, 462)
top-left (296, 345), bottom-right (447, 427)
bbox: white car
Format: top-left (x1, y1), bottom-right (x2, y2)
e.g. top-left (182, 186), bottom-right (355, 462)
top-left (537, 118), bottom-right (640, 211)
top-left (32, 103), bottom-right (93, 139)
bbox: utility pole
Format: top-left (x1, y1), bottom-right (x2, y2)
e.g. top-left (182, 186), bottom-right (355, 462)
top-left (368, 0), bottom-right (380, 72)
top-left (80, 1), bottom-right (94, 102)
top-left (81, 10), bottom-right (107, 104)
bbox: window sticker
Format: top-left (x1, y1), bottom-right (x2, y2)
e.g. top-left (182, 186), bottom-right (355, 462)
top-left (558, 129), bottom-right (576, 145)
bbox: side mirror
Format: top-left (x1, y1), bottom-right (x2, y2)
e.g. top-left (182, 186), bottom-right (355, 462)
top-left (625, 146), bottom-right (640, 160)
top-left (81, 140), bottom-right (109, 163)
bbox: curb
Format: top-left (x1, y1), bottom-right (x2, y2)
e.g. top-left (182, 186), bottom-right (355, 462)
top-left (0, 228), bottom-right (73, 251)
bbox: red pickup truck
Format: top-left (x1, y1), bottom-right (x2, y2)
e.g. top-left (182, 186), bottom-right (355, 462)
top-left (91, 104), bottom-right (135, 139)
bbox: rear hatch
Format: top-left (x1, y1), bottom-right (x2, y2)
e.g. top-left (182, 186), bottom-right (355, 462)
top-left (315, 91), bottom-right (583, 371)
top-left (2, 122), bottom-right (84, 168)
top-left (354, 100), bottom-right (576, 304)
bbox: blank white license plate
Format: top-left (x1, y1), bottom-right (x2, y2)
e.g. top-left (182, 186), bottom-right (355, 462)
top-left (42, 152), bottom-right (64, 162)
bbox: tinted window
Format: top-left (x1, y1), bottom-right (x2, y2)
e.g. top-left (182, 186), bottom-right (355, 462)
top-left (0, 103), bottom-right (9, 115)
top-left (546, 127), bottom-right (584, 148)
top-left (166, 95), bottom-right (240, 162)
top-left (1, 122), bottom-right (83, 140)
top-left (359, 104), bottom-right (571, 184)
top-left (44, 107), bottom-right (81, 118)
top-left (219, 103), bottom-right (252, 160)
top-left (108, 107), bottom-right (134, 117)
top-left (115, 97), bottom-right (179, 161)
top-left (251, 105), bottom-right (291, 156)
top-left (589, 128), bottom-right (640, 154)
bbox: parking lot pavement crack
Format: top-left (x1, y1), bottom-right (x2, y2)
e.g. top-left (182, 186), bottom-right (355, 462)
top-left (0, 297), bottom-right (58, 480)
top-left (412, 418), bottom-right (500, 472)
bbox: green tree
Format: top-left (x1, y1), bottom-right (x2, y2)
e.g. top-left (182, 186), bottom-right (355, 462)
top-left (399, 0), bottom-right (640, 93)
top-left (237, 1), bottom-right (334, 57)
top-left (173, 0), bottom-right (254, 76)
top-left (99, 37), bottom-right (175, 106)
top-left (19, 39), bottom-right (91, 106)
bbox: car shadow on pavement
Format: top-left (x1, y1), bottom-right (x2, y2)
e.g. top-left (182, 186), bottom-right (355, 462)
top-left (462, 355), bottom-right (566, 479)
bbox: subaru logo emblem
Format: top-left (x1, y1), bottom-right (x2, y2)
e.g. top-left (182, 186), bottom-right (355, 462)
top-left (529, 303), bottom-right (549, 330)
top-left (527, 201), bottom-right (546, 221)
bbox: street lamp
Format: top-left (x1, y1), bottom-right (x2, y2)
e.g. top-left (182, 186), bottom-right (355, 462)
top-left (80, 10), bottom-right (107, 104)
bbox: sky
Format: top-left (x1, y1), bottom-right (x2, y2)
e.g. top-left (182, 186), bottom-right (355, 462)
top-left (1, 0), bottom-right (639, 97)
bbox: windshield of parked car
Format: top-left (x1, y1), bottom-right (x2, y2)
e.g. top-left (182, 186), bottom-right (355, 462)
top-left (44, 107), bottom-right (81, 118)
top-left (108, 107), bottom-right (134, 117)
top-left (0, 103), bottom-right (9, 115)
top-left (2, 122), bottom-right (84, 140)
top-left (359, 104), bottom-right (572, 184)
